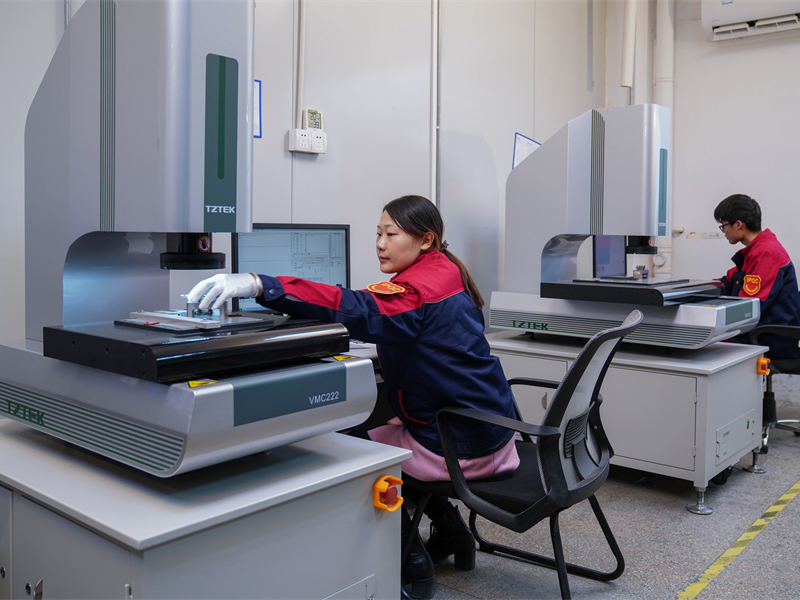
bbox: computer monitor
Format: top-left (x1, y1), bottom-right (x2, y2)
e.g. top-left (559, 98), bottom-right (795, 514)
top-left (593, 235), bottom-right (627, 278)
top-left (231, 223), bottom-right (350, 312)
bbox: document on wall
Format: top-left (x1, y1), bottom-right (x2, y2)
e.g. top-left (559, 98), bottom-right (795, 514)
top-left (512, 132), bottom-right (540, 169)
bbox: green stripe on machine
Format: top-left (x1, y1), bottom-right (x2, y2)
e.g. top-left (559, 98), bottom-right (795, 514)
top-left (204, 53), bottom-right (239, 232)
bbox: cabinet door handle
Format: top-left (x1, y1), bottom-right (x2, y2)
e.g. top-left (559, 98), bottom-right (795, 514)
top-left (34, 578), bottom-right (43, 600)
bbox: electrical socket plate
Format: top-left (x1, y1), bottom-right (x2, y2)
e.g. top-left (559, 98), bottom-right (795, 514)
top-left (289, 128), bottom-right (326, 154)
top-left (310, 130), bottom-right (327, 154)
top-left (289, 129), bottom-right (310, 152)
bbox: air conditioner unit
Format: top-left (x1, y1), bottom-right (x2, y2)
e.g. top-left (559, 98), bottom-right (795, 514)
top-left (701, 0), bottom-right (800, 40)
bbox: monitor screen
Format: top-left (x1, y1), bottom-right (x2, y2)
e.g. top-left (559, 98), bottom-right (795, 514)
top-left (593, 235), bottom-right (627, 278)
top-left (231, 223), bottom-right (350, 312)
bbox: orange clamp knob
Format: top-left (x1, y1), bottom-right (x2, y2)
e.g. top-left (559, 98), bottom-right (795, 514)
top-left (757, 357), bottom-right (771, 376)
top-left (373, 475), bottom-right (404, 512)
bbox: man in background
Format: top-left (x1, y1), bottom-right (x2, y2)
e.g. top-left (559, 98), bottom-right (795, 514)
top-left (715, 193), bottom-right (800, 358)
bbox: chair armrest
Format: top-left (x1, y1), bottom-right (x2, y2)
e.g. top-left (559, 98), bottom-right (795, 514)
top-left (508, 377), bottom-right (559, 390)
top-left (749, 324), bottom-right (800, 344)
top-left (434, 407), bottom-right (563, 520)
top-left (506, 377), bottom-right (561, 437)
top-left (437, 407), bottom-right (560, 440)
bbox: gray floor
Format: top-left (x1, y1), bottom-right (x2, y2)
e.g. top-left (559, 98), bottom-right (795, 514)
top-left (414, 377), bottom-right (800, 600)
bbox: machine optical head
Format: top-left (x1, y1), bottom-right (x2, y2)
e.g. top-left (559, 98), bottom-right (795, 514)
top-left (160, 233), bottom-right (226, 270)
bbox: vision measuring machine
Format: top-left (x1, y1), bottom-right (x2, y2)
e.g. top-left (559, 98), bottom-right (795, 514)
top-left (492, 104), bottom-right (759, 346)
top-left (0, 0), bottom-right (376, 477)
top-left (488, 105), bottom-right (767, 511)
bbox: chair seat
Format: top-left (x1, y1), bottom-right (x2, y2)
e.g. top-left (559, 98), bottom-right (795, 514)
top-left (468, 443), bottom-right (549, 517)
top-left (769, 357), bottom-right (800, 375)
top-left (405, 441), bottom-right (557, 533)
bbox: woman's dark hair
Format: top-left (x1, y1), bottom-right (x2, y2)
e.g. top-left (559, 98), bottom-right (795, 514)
top-left (383, 195), bottom-right (485, 309)
top-left (714, 194), bottom-right (762, 232)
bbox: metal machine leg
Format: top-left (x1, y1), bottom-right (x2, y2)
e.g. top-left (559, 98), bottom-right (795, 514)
top-left (744, 446), bottom-right (767, 474)
top-left (686, 487), bottom-right (713, 515)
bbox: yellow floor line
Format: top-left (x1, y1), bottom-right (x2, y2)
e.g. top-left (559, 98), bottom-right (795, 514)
top-left (678, 478), bottom-right (800, 600)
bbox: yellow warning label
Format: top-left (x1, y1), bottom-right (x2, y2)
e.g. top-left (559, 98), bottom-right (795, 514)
top-left (188, 380), bottom-right (218, 387)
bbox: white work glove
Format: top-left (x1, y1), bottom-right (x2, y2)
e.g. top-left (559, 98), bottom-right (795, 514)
top-left (186, 273), bottom-right (262, 310)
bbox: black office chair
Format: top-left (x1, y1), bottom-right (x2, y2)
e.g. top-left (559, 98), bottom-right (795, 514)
top-left (402, 310), bottom-right (643, 600)
top-left (749, 323), bottom-right (800, 453)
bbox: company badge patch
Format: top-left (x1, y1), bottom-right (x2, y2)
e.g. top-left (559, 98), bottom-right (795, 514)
top-left (367, 281), bottom-right (406, 295)
top-left (743, 275), bottom-right (762, 296)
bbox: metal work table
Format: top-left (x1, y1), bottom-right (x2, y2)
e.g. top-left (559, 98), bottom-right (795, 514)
top-left (0, 421), bottom-right (409, 599)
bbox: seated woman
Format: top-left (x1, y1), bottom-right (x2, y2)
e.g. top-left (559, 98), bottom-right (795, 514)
top-left (188, 195), bottom-right (520, 599)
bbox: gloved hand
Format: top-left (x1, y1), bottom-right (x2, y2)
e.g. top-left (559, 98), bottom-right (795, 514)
top-left (186, 273), bottom-right (262, 310)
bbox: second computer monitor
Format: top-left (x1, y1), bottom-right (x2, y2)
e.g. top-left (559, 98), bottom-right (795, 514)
top-left (593, 235), bottom-right (627, 278)
top-left (232, 223), bottom-right (350, 312)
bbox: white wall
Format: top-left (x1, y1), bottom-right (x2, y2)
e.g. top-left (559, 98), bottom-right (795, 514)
top-left (671, 0), bottom-right (800, 281)
top-left (438, 1), bottom-right (607, 303)
top-left (281, 0), bottom-right (432, 290)
top-left (4, 0), bottom-right (800, 342)
top-left (534, 0), bottom-right (610, 141)
top-left (438, 1), bottom-right (536, 304)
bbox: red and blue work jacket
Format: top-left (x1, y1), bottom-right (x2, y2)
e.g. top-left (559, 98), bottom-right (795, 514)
top-left (256, 249), bottom-right (517, 458)
top-left (721, 229), bottom-right (800, 358)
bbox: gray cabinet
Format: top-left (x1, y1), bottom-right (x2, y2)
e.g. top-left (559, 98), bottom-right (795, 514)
top-left (0, 423), bottom-right (409, 600)
top-left (489, 332), bottom-right (764, 492)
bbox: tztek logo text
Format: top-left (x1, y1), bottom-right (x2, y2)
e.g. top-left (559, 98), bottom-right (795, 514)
top-left (512, 321), bottom-right (549, 331)
top-left (3, 400), bottom-right (45, 426)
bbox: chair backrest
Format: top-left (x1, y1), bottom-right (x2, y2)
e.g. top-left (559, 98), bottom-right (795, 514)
top-left (541, 309), bottom-right (643, 507)
top-left (748, 290), bottom-right (800, 364)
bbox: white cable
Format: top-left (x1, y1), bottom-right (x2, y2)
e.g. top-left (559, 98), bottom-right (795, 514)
top-left (430, 0), bottom-right (440, 205)
top-left (620, 0), bottom-right (636, 89)
top-left (295, 0), bottom-right (306, 130)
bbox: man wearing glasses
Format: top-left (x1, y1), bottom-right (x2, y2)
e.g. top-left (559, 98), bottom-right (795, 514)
top-left (714, 194), bottom-right (800, 358)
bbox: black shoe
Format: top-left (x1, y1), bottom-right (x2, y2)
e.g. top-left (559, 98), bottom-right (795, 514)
top-left (402, 537), bottom-right (435, 599)
top-left (426, 504), bottom-right (476, 570)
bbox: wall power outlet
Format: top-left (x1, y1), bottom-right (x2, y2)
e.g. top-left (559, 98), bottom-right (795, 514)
top-left (289, 128), bottom-right (327, 154)
top-left (289, 129), bottom-right (310, 152)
